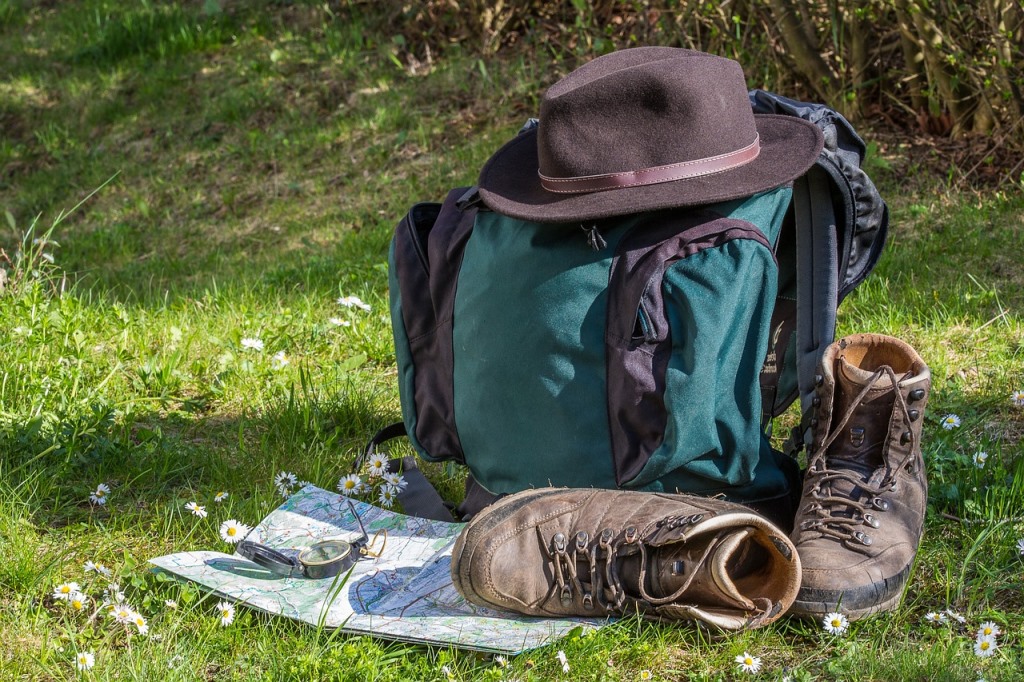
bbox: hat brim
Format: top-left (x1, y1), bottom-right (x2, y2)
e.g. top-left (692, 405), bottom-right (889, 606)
top-left (477, 114), bottom-right (825, 223)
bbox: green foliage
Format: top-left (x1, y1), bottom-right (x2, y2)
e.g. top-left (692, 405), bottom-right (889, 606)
top-left (0, 1), bottom-right (1023, 679)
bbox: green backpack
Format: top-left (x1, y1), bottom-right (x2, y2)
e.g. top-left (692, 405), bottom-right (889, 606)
top-left (375, 92), bottom-right (887, 525)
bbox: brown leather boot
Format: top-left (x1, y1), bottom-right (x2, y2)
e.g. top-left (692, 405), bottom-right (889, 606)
top-left (789, 333), bottom-right (930, 619)
top-left (450, 487), bottom-right (801, 630)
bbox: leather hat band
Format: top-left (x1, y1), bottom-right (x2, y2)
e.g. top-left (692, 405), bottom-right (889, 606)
top-left (538, 135), bottom-right (760, 194)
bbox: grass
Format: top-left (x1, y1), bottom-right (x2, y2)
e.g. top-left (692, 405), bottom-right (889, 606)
top-left (2, 1), bottom-right (1023, 680)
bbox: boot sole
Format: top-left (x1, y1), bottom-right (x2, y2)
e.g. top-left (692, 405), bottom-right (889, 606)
top-left (787, 561), bottom-right (912, 621)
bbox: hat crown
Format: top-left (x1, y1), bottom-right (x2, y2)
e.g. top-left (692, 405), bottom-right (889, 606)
top-left (537, 49), bottom-right (758, 180)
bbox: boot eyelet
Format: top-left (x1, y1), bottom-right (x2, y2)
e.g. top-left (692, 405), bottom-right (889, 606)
top-left (624, 527), bottom-right (638, 543)
top-left (871, 497), bottom-right (890, 511)
top-left (863, 513), bottom-right (880, 529)
top-left (812, 396), bottom-right (821, 408)
top-left (560, 585), bottom-right (573, 603)
top-left (582, 593), bottom-right (593, 609)
top-left (908, 388), bottom-right (925, 402)
top-left (900, 430), bottom-right (912, 445)
top-left (815, 374), bottom-right (824, 387)
top-left (690, 514), bottom-right (704, 524)
top-left (908, 409), bottom-right (920, 421)
top-left (853, 531), bottom-right (873, 545)
top-left (575, 531), bottom-right (589, 550)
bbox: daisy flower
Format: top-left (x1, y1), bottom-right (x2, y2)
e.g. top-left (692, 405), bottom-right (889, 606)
top-left (1017, 537), bottom-right (1024, 555)
top-left (441, 664), bottom-right (454, 679)
top-left (977, 621), bottom-right (1001, 638)
top-left (823, 611), bottom-right (849, 635)
top-left (378, 486), bottom-right (397, 508)
top-left (941, 414), bottom-right (961, 430)
top-left (329, 317), bottom-right (350, 327)
top-left (337, 473), bottom-right (363, 497)
top-left (217, 600), bottom-right (235, 626)
top-left (164, 599), bottom-right (178, 610)
top-left (337, 295), bottom-right (371, 312)
top-left (68, 592), bottom-right (89, 612)
top-left (219, 519), bottom-right (251, 544)
top-left (83, 560), bottom-right (111, 577)
top-left (943, 609), bottom-right (966, 624)
top-left (366, 453), bottom-right (389, 479)
top-left (214, 491), bottom-right (229, 503)
top-left (90, 483), bottom-right (110, 505)
top-left (382, 471), bottom-right (407, 491)
top-left (240, 337), bottom-right (264, 351)
top-left (973, 451), bottom-right (988, 468)
top-left (132, 613), bottom-right (149, 636)
top-left (53, 582), bottom-right (81, 601)
top-left (924, 611), bottom-right (948, 625)
top-left (735, 652), bottom-right (762, 674)
top-left (184, 501), bottom-right (207, 518)
top-left (640, 672), bottom-right (653, 681)
top-left (556, 650), bottom-right (570, 673)
top-left (275, 471), bottom-right (298, 496)
top-left (494, 655), bottom-right (508, 668)
top-left (272, 351), bottom-right (289, 368)
top-left (974, 634), bottom-right (998, 658)
top-left (1010, 390), bottom-right (1024, 407)
top-left (76, 651), bottom-right (95, 671)
top-left (112, 603), bottom-right (135, 624)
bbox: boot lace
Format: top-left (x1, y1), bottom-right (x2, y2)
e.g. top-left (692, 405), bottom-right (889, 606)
top-left (799, 365), bottom-right (917, 552)
top-left (546, 519), bottom-right (722, 614)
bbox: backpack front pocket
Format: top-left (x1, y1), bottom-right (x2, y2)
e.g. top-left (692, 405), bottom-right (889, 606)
top-left (605, 211), bottom-right (777, 490)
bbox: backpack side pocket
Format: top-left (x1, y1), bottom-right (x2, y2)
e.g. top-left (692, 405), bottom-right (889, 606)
top-left (389, 188), bottom-right (476, 463)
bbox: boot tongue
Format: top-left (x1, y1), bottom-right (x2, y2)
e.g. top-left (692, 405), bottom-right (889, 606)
top-left (619, 530), bottom-right (755, 611)
top-left (829, 357), bottom-right (896, 470)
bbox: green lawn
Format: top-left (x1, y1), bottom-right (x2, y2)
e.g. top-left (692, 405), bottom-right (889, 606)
top-left (2, 2), bottom-right (1023, 680)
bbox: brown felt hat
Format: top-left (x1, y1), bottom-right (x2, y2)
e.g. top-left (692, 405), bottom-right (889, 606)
top-left (478, 47), bottom-right (825, 223)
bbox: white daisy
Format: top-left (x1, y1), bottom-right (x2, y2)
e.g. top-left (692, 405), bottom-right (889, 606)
top-left (68, 592), bottom-right (89, 612)
top-left (275, 471), bottom-right (298, 489)
top-left (112, 603), bottom-right (135, 624)
top-left (337, 474), bottom-right (363, 497)
top-left (217, 600), bottom-right (235, 626)
top-left (941, 414), bottom-right (961, 430)
top-left (924, 611), bottom-right (948, 624)
top-left (1010, 390), bottom-right (1024, 407)
top-left (83, 560), bottom-right (111, 577)
top-left (366, 453), bottom-right (389, 479)
top-left (132, 613), bottom-right (149, 636)
top-left (379, 486), bottom-right (397, 508)
top-left (53, 582), bottom-right (80, 601)
top-left (441, 664), bottom-right (454, 679)
top-left (76, 651), bottom-right (95, 671)
top-left (89, 483), bottom-right (110, 505)
top-left (214, 491), bottom-right (229, 503)
top-left (272, 351), bottom-right (289, 368)
top-left (164, 599), bottom-right (178, 610)
top-left (943, 609), bottom-right (966, 624)
top-left (494, 655), bottom-right (508, 668)
top-left (240, 337), bottom-right (264, 351)
top-left (329, 317), bottom-right (351, 327)
top-left (337, 295), bottom-right (371, 312)
top-left (977, 621), bottom-right (1001, 638)
top-left (219, 519), bottom-right (251, 544)
top-left (974, 634), bottom-right (998, 657)
top-left (640, 671), bottom-right (653, 681)
top-left (184, 501), bottom-right (207, 518)
top-left (382, 472), bottom-right (407, 491)
top-left (823, 611), bottom-right (849, 635)
top-left (973, 451), bottom-right (988, 468)
top-left (735, 652), bottom-right (762, 674)
top-left (1017, 537), bottom-right (1024, 555)
top-left (556, 650), bottom-right (569, 673)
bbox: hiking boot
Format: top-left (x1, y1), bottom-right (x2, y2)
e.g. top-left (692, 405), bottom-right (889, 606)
top-left (450, 487), bottom-right (801, 630)
top-left (789, 333), bottom-right (930, 620)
